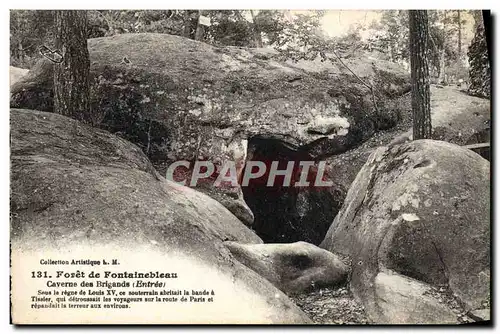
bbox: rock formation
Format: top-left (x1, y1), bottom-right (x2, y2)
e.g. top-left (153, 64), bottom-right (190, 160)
top-left (10, 33), bottom-right (410, 237)
top-left (321, 140), bottom-right (490, 324)
top-left (10, 108), bottom-right (311, 324)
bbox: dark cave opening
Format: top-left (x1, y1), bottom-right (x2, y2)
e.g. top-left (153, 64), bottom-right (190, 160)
top-left (241, 136), bottom-right (345, 245)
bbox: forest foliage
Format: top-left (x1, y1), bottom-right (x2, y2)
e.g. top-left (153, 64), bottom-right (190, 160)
top-left (10, 10), bottom-right (484, 85)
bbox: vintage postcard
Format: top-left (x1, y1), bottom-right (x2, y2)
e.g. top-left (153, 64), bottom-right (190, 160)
top-left (9, 9), bottom-right (491, 324)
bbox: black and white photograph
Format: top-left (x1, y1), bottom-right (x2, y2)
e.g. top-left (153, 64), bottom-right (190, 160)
top-left (8, 7), bottom-right (492, 325)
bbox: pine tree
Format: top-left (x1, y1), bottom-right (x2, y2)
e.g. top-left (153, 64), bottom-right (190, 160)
top-left (53, 10), bottom-right (91, 124)
top-left (468, 19), bottom-right (490, 98)
top-left (457, 10), bottom-right (462, 59)
top-left (409, 10), bottom-right (432, 139)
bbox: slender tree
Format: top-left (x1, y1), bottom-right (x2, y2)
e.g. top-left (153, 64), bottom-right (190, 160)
top-left (409, 10), bottom-right (432, 139)
top-left (468, 18), bottom-right (490, 98)
top-left (183, 10), bottom-right (196, 39)
top-left (471, 10), bottom-right (483, 30)
top-left (250, 10), bottom-right (263, 48)
top-left (194, 10), bottom-right (205, 41)
top-left (457, 10), bottom-right (462, 59)
top-left (437, 11), bottom-right (447, 84)
top-left (53, 10), bottom-right (91, 124)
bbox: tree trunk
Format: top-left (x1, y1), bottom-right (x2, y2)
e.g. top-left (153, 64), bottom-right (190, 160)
top-left (53, 10), bottom-right (91, 124)
top-left (457, 10), bottom-right (462, 59)
top-left (250, 10), bottom-right (263, 48)
top-left (409, 10), bottom-right (432, 139)
top-left (194, 10), bottom-right (205, 41)
top-left (468, 20), bottom-right (490, 98)
top-left (482, 11), bottom-right (491, 66)
top-left (17, 42), bottom-right (23, 65)
top-left (183, 10), bottom-right (193, 38)
top-left (437, 11), bottom-right (447, 84)
top-left (472, 10), bottom-right (483, 30)
top-left (438, 49), bottom-right (446, 84)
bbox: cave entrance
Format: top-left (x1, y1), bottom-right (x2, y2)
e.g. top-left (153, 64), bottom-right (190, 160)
top-left (241, 136), bottom-right (344, 245)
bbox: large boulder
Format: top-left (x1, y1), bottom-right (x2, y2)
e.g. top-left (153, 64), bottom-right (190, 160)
top-left (320, 140), bottom-right (490, 324)
top-left (371, 271), bottom-right (457, 324)
top-left (11, 34), bottom-right (410, 163)
top-left (10, 33), bottom-right (409, 236)
top-left (225, 241), bottom-right (349, 294)
top-left (10, 108), bottom-right (311, 324)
